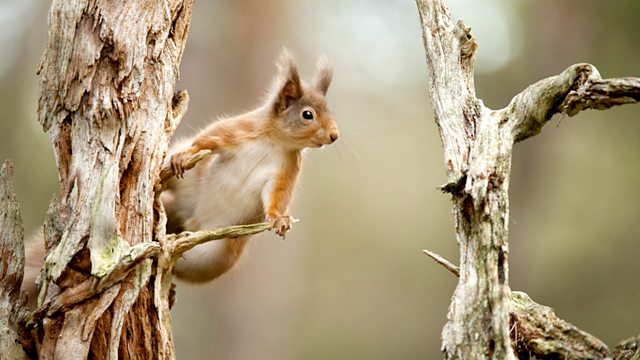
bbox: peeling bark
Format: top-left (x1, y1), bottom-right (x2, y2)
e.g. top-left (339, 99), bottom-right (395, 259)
top-left (416, 1), bottom-right (514, 357)
top-left (612, 335), bottom-right (640, 360)
top-left (0, 161), bottom-right (30, 359)
top-left (35, 0), bottom-right (194, 358)
top-left (510, 292), bottom-right (609, 359)
top-left (415, 0), bottom-right (640, 358)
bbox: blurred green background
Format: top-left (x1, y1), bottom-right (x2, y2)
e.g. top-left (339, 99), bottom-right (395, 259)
top-left (1, 0), bottom-right (639, 358)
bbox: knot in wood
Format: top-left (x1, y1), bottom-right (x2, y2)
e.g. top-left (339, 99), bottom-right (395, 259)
top-left (454, 20), bottom-right (477, 60)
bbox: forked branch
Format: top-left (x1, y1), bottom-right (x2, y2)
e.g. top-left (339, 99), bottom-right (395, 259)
top-left (423, 250), bottom-right (637, 359)
top-left (505, 63), bottom-right (640, 143)
top-left (416, 0), bottom-right (640, 358)
top-left (32, 221), bottom-right (281, 321)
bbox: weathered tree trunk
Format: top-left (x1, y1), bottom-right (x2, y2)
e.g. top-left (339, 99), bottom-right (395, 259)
top-left (33, 1), bottom-right (194, 358)
top-left (415, 0), bottom-right (640, 359)
top-left (26, 5), bottom-right (271, 357)
top-left (0, 161), bottom-right (30, 359)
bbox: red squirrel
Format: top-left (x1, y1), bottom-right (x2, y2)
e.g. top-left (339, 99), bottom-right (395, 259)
top-left (163, 49), bottom-right (338, 283)
top-left (20, 49), bottom-right (337, 304)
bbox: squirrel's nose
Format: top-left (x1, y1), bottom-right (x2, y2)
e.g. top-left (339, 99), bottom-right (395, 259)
top-left (329, 131), bottom-right (339, 143)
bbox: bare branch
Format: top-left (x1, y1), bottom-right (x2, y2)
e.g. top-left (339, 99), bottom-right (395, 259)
top-left (510, 291), bottom-right (610, 359)
top-left (561, 77), bottom-right (640, 116)
top-left (415, 0), bottom-right (640, 358)
top-left (612, 335), bottom-right (640, 360)
top-left (168, 220), bottom-right (297, 260)
top-left (422, 249), bottom-right (460, 277)
top-left (32, 221), bottom-right (284, 321)
top-left (159, 149), bottom-right (212, 184)
top-left (505, 63), bottom-right (640, 142)
top-left (419, 249), bottom-right (612, 357)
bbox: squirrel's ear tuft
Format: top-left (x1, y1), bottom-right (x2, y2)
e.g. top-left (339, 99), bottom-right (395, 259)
top-left (314, 55), bottom-right (333, 96)
top-left (273, 48), bottom-right (302, 113)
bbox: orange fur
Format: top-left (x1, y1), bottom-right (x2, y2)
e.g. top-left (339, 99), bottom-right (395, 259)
top-left (265, 152), bottom-right (301, 219)
top-left (166, 49), bottom-right (338, 283)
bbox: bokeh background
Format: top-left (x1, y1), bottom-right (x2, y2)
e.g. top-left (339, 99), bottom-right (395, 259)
top-left (1, 0), bottom-right (639, 358)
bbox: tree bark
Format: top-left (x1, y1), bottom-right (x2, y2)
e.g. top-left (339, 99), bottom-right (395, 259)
top-left (0, 161), bottom-right (30, 359)
top-left (415, 0), bottom-right (640, 358)
top-left (34, 1), bottom-right (194, 358)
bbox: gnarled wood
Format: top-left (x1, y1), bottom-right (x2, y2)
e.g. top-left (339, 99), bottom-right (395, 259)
top-left (612, 335), bottom-right (640, 360)
top-left (31, 221), bottom-right (278, 324)
top-left (416, 0), bottom-right (640, 358)
top-left (510, 291), bottom-right (610, 359)
top-left (416, 0), bottom-right (514, 357)
top-left (35, 0), bottom-right (195, 358)
top-left (0, 160), bottom-right (30, 359)
top-left (504, 63), bottom-right (640, 142)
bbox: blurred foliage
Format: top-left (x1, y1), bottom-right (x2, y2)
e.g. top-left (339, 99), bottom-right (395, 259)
top-left (1, 0), bottom-right (638, 358)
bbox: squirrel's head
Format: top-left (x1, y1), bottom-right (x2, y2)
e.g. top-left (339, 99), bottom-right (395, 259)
top-left (268, 49), bottom-right (338, 149)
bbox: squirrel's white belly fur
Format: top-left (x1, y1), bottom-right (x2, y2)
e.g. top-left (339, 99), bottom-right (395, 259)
top-left (169, 139), bottom-right (285, 282)
top-left (197, 140), bottom-right (283, 227)
top-left (18, 49), bottom-right (336, 301)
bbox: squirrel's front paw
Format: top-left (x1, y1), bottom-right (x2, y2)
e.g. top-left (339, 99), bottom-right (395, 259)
top-left (267, 214), bottom-right (293, 238)
top-left (170, 151), bottom-right (190, 179)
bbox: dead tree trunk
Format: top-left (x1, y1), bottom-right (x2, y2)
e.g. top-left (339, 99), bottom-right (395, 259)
top-left (415, 0), bottom-right (640, 359)
top-left (33, 1), bottom-right (194, 358)
top-left (22, 3), bottom-right (273, 358)
top-left (0, 161), bottom-right (29, 359)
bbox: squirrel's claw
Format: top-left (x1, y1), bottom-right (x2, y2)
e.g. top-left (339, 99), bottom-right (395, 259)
top-left (171, 152), bottom-right (188, 179)
top-left (267, 215), bottom-right (293, 238)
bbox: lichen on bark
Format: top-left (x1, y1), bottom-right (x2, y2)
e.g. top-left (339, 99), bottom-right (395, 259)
top-left (34, 0), bottom-right (196, 358)
top-left (415, 0), bottom-right (640, 358)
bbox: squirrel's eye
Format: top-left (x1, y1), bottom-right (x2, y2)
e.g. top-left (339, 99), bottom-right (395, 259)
top-left (302, 110), bottom-right (314, 120)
